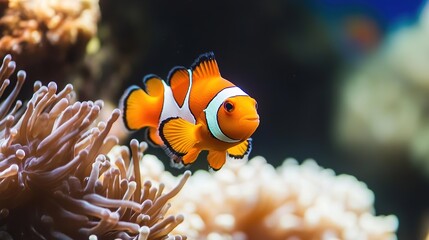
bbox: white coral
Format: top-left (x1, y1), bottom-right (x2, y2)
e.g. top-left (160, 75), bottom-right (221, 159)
top-left (157, 156), bottom-right (398, 240)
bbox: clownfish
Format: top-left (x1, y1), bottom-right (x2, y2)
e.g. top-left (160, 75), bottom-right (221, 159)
top-left (120, 52), bottom-right (259, 170)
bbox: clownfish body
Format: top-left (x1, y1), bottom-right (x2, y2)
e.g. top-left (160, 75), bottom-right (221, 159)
top-left (120, 52), bottom-right (259, 170)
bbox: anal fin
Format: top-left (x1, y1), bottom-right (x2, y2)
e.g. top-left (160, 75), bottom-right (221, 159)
top-left (159, 117), bottom-right (199, 158)
top-left (207, 150), bottom-right (227, 171)
top-left (227, 138), bottom-right (252, 159)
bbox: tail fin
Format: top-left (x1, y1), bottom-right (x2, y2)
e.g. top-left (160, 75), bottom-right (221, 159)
top-left (120, 78), bottom-right (164, 131)
top-left (121, 86), bottom-right (148, 130)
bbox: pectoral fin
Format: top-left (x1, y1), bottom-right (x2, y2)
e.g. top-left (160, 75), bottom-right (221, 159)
top-left (159, 117), bottom-right (199, 158)
top-left (207, 150), bottom-right (227, 171)
top-left (227, 138), bottom-right (252, 159)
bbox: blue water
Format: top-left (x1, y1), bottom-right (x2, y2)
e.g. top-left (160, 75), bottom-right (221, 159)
top-left (313, 0), bottom-right (423, 25)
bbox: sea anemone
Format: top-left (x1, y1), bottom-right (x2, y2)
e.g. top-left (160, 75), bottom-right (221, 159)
top-left (0, 54), bottom-right (189, 239)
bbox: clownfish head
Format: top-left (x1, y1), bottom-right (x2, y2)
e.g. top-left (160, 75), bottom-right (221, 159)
top-left (217, 95), bottom-right (259, 141)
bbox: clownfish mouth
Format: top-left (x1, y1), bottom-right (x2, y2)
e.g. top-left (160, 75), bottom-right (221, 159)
top-left (237, 115), bottom-right (260, 140)
top-left (244, 116), bottom-right (260, 122)
top-left (240, 116), bottom-right (260, 129)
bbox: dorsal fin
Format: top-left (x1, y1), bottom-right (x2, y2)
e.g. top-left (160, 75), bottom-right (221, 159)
top-left (191, 52), bottom-right (221, 80)
top-left (167, 66), bottom-right (190, 107)
top-left (142, 74), bottom-right (164, 97)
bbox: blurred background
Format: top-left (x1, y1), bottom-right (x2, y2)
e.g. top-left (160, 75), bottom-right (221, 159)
top-left (2, 0), bottom-right (428, 238)
top-left (99, 0), bottom-right (426, 239)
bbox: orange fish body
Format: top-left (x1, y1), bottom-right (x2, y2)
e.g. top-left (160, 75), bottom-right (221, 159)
top-left (121, 52), bottom-right (259, 170)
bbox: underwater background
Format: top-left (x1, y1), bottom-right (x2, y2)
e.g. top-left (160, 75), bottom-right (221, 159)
top-left (0, 0), bottom-right (428, 239)
top-left (103, 0), bottom-right (424, 238)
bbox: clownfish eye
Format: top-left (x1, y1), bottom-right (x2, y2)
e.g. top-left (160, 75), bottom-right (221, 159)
top-left (223, 101), bottom-right (234, 112)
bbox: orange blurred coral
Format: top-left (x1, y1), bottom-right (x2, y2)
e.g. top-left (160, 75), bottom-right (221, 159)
top-left (0, 0), bottom-right (100, 79)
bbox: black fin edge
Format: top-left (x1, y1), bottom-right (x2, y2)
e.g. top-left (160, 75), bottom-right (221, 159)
top-left (228, 138), bottom-right (253, 159)
top-left (159, 117), bottom-right (187, 158)
top-left (166, 66), bottom-right (188, 86)
top-left (209, 165), bottom-right (222, 171)
top-left (190, 52), bottom-right (215, 71)
top-left (120, 86), bottom-right (140, 131)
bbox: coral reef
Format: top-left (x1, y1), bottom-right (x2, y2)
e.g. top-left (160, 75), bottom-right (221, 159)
top-left (0, 0), bottom-right (100, 81)
top-left (166, 157), bottom-right (398, 240)
top-left (0, 54), bottom-right (188, 239)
